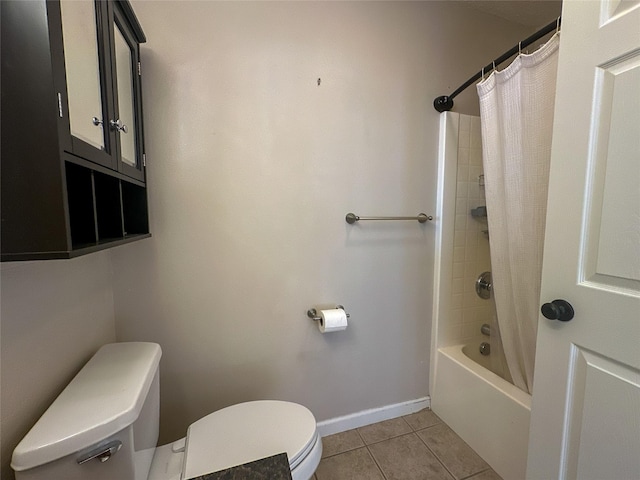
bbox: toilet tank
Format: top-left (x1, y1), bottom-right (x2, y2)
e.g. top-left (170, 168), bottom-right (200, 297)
top-left (11, 343), bottom-right (162, 480)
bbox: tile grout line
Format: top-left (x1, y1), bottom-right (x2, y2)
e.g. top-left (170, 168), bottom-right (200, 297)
top-left (414, 423), bottom-right (493, 480)
top-left (403, 409), bottom-right (444, 430)
top-left (459, 467), bottom-right (494, 480)
top-left (362, 414), bottom-right (447, 480)
top-left (319, 414), bottom-right (443, 459)
top-left (357, 425), bottom-right (388, 480)
top-left (319, 444), bottom-right (364, 460)
top-left (355, 415), bottom-right (416, 448)
top-left (414, 426), bottom-right (459, 480)
top-left (364, 440), bottom-right (389, 480)
top-left (319, 426), bottom-right (367, 460)
top-left (357, 430), bottom-right (413, 447)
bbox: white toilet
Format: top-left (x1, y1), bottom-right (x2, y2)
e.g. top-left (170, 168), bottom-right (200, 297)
top-left (11, 342), bottom-right (322, 480)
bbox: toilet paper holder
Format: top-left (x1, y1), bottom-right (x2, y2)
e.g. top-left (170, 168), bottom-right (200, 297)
top-left (307, 305), bottom-right (350, 322)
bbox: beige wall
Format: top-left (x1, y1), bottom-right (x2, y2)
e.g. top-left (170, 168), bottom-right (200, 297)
top-left (0, 252), bottom-right (116, 480)
top-left (112, 1), bottom-right (531, 444)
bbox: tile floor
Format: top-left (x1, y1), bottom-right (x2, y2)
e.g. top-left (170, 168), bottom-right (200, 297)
top-left (312, 409), bottom-right (502, 480)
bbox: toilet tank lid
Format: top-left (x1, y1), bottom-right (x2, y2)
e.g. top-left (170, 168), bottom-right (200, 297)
top-left (11, 342), bottom-right (162, 471)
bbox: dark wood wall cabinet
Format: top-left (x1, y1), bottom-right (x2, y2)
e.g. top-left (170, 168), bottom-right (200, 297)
top-left (1, 0), bottom-right (150, 261)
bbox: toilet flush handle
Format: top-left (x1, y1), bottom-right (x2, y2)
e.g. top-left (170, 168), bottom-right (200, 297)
top-left (77, 440), bottom-right (122, 465)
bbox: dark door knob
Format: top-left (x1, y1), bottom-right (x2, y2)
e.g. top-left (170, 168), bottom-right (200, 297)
top-left (541, 299), bottom-right (574, 322)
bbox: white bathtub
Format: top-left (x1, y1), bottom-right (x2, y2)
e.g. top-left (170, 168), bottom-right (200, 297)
top-left (431, 344), bottom-right (531, 480)
top-left (461, 337), bottom-right (513, 385)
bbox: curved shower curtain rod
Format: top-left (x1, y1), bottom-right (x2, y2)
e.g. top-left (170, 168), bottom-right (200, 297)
top-left (433, 16), bottom-right (561, 113)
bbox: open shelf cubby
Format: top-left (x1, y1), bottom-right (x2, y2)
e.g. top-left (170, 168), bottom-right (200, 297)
top-left (66, 162), bottom-right (97, 248)
top-left (94, 171), bottom-right (124, 241)
top-left (121, 180), bottom-right (149, 236)
top-left (64, 161), bottom-right (150, 253)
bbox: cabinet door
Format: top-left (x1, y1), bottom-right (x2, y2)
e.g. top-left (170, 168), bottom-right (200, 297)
top-left (56, 0), bottom-right (117, 170)
top-left (111, 3), bottom-right (145, 182)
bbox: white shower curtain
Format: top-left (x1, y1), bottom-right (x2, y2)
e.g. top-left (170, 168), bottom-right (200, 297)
top-left (476, 34), bottom-right (560, 394)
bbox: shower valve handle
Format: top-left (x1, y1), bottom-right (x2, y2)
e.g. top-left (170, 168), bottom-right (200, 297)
top-left (541, 299), bottom-right (574, 322)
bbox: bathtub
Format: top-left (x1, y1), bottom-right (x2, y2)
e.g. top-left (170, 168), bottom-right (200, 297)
top-left (461, 337), bottom-right (513, 385)
top-left (431, 343), bottom-right (531, 480)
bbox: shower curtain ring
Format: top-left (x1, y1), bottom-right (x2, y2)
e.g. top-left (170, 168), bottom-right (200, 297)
top-left (481, 67), bottom-right (485, 81)
top-left (492, 61), bottom-right (496, 72)
top-left (518, 41), bottom-right (522, 55)
top-left (556, 17), bottom-right (560, 33)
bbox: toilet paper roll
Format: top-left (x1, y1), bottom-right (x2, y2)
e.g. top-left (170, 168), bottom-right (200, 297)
top-left (319, 309), bottom-right (348, 333)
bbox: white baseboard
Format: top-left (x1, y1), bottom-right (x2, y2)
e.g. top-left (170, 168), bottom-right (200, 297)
top-left (316, 396), bottom-right (431, 437)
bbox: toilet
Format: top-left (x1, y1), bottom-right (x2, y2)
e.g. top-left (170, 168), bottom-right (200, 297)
top-left (11, 343), bottom-right (322, 480)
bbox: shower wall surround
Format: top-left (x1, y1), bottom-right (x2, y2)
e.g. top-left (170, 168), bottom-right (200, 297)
top-left (449, 114), bottom-right (492, 345)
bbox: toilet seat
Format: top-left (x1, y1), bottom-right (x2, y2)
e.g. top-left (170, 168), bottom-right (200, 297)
top-left (181, 400), bottom-right (319, 479)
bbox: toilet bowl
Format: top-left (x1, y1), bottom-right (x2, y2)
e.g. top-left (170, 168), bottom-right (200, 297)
top-left (11, 343), bottom-right (322, 480)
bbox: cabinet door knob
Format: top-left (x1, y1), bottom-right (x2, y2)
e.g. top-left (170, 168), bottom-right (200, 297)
top-left (109, 119), bottom-right (128, 133)
top-left (92, 117), bottom-right (103, 126)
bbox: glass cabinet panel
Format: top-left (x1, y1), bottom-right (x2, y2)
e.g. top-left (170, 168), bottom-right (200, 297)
top-left (60, 0), bottom-right (105, 150)
top-left (114, 23), bottom-right (137, 167)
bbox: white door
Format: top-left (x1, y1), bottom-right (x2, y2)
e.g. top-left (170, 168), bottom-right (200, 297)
top-left (527, 0), bottom-right (640, 479)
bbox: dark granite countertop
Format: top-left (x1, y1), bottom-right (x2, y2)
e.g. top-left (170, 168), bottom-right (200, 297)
top-left (187, 452), bottom-right (292, 480)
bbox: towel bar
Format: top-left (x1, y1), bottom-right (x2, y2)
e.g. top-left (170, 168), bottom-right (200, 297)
top-left (345, 213), bottom-right (432, 224)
